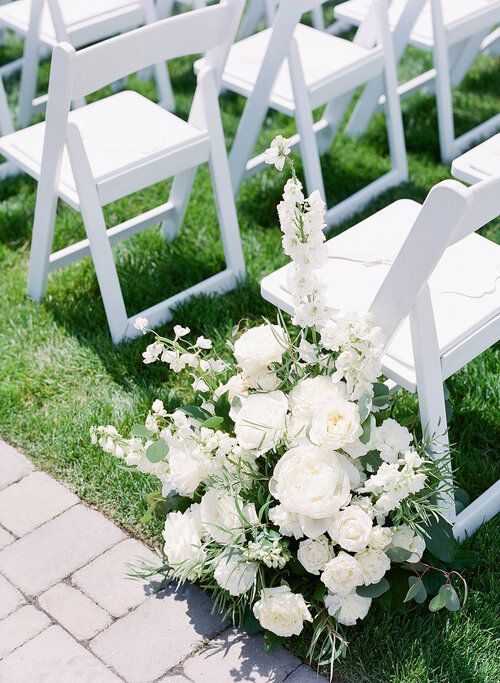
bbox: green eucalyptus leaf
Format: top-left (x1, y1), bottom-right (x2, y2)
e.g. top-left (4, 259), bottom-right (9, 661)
top-left (372, 395), bottom-right (390, 408)
top-left (445, 584), bottom-right (460, 612)
top-left (429, 591), bottom-right (447, 612)
top-left (356, 578), bottom-right (390, 598)
top-left (313, 582), bottom-right (326, 602)
top-left (358, 392), bottom-right (372, 423)
top-left (264, 631), bottom-right (286, 653)
top-left (455, 488), bottom-right (471, 508)
top-left (386, 546), bottom-right (412, 563)
top-left (145, 439), bottom-right (169, 463)
top-left (243, 610), bottom-right (262, 636)
top-left (360, 450), bottom-right (383, 472)
top-left (130, 424), bottom-right (155, 438)
top-left (422, 515), bottom-right (457, 563)
top-left (404, 577), bottom-right (425, 603)
top-left (202, 416), bottom-right (224, 430)
top-left (179, 405), bottom-right (211, 422)
top-left (359, 416), bottom-right (374, 445)
top-left (215, 392), bottom-right (231, 420)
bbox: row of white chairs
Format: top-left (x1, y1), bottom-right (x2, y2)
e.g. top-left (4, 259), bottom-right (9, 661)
top-left (0, 0), bottom-right (498, 547)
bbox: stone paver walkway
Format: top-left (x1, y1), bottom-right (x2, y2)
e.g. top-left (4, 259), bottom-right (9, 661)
top-left (0, 440), bottom-right (328, 683)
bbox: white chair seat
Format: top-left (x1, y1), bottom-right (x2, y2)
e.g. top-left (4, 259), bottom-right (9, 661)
top-left (261, 199), bottom-right (500, 391)
top-left (0, 0), bottom-right (144, 46)
top-left (335, 0), bottom-right (500, 50)
top-left (221, 23), bottom-right (384, 113)
top-left (0, 91), bottom-right (209, 208)
top-left (452, 132), bottom-right (500, 184)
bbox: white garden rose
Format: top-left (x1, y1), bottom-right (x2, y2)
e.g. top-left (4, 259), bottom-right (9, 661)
top-left (234, 324), bottom-right (286, 377)
top-left (168, 448), bottom-right (210, 497)
top-left (233, 391), bottom-right (288, 454)
top-left (322, 551), bottom-right (363, 595)
top-left (369, 525), bottom-right (394, 550)
top-left (270, 445), bottom-right (351, 519)
top-left (199, 489), bottom-right (245, 544)
top-left (373, 418), bottom-right (412, 464)
top-left (325, 591), bottom-right (372, 626)
top-left (355, 548), bottom-right (391, 585)
top-left (213, 554), bottom-right (258, 596)
top-left (329, 506), bottom-right (373, 553)
top-left (309, 397), bottom-right (362, 450)
top-left (288, 376), bottom-right (347, 439)
top-left (390, 525), bottom-right (426, 563)
top-left (253, 586), bottom-right (312, 637)
top-left (163, 506), bottom-right (205, 573)
top-left (297, 536), bottom-right (332, 575)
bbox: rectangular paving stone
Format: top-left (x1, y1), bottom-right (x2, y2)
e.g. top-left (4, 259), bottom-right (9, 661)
top-left (73, 538), bottom-right (161, 617)
top-left (0, 525), bottom-right (14, 550)
top-left (38, 582), bottom-right (112, 641)
top-left (165, 628), bottom-right (303, 683)
top-left (0, 440), bottom-right (33, 490)
top-left (0, 624), bottom-right (121, 682)
top-left (285, 664), bottom-right (330, 682)
top-left (0, 504), bottom-right (125, 596)
top-left (0, 573), bottom-right (25, 619)
top-left (90, 584), bottom-right (224, 682)
top-left (0, 605), bottom-right (51, 658)
top-left (0, 471), bottom-right (78, 536)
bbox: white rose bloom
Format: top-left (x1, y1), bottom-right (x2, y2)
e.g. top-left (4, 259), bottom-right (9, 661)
top-left (199, 489), bottom-right (245, 544)
top-left (253, 586), bottom-right (312, 637)
top-left (309, 397), bottom-right (362, 451)
top-left (373, 419), bottom-right (413, 464)
top-left (268, 505), bottom-right (304, 540)
top-left (233, 391), bottom-right (288, 454)
top-left (355, 548), bottom-right (391, 585)
top-left (325, 591), bottom-right (371, 626)
top-left (270, 445), bottom-right (351, 520)
top-left (163, 506), bottom-right (205, 571)
top-left (390, 525), bottom-right (426, 563)
top-left (214, 554), bottom-right (257, 596)
top-left (288, 376), bottom-right (347, 439)
top-left (297, 536), bottom-right (332, 575)
top-left (168, 448), bottom-right (210, 497)
top-left (329, 506), bottom-right (373, 553)
top-left (234, 324), bottom-right (286, 377)
top-left (369, 526), bottom-right (394, 550)
top-left (322, 551), bottom-right (363, 595)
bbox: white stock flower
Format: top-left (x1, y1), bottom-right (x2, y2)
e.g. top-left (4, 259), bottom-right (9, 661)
top-left (268, 505), bottom-right (304, 540)
top-left (264, 135), bottom-right (291, 171)
top-left (329, 506), bottom-right (373, 553)
top-left (270, 445), bottom-right (351, 520)
top-left (297, 536), bottom-right (332, 575)
top-left (143, 342), bottom-right (164, 364)
top-left (173, 325), bottom-right (190, 339)
top-left (355, 548), bottom-right (390, 585)
top-left (253, 586), bottom-right (312, 637)
top-left (390, 525), bottom-right (426, 563)
top-left (310, 397), bottom-right (362, 451)
top-left (199, 489), bottom-right (245, 544)
top-left (163, 506), bottom-right (205, 571)
top-left (196, 336), bottom-right (212, 349)
top-left (373, 419), bottom-right (413, 464)
top-left (192, 378), bottom-right (210, 393)
top-left (322, 551), bottom-right (363, 595)
top-left (233, 391), bottom-right (288, 454)
top-left (233, 324), bottom-right (286, 377)
top-left (133, 317), bottom-right (148, 333)
top-left (325, 591), bottom-right (371, 626)
top-left (214, 554), bottom-right (257, 596)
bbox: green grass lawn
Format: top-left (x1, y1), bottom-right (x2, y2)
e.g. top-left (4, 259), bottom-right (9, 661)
top-left (0, 14), bottom-right (499, 683)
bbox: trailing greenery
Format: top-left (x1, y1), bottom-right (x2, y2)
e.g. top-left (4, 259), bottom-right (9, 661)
top-left (0, 12), bottom-right (499, 683)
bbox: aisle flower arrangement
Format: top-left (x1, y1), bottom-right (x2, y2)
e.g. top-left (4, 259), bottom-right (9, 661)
top-left (92, 137), bottom-right (472, 675)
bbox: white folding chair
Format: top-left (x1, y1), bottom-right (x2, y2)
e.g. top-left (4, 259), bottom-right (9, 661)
top-left (262, 174), bottom-right (500, 540)
top-left (220, 0), bottom-right (409, 226)
top-left (451, 132), bottom-right (500, 185)
top-left (0, 0), bottom-right (246, 344)
top-left (335, 0), bottom-right (500, 162)
top-left (0, 0), bottom-right (175, 127)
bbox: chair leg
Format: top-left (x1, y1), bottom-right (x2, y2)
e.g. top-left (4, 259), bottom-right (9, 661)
top-left (18, 35), bottom-right (41, 128)
top-left (27, 190), bottom-right (59, 301)
top-left (161, 167), bottom-right (197, 242)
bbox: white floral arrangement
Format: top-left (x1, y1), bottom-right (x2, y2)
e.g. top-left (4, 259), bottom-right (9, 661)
top-left (92, 136), bottom-right (474, 676)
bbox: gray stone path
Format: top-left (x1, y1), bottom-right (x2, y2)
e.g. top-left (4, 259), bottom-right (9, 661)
top-left (0, 439), bottom-right (328, 683)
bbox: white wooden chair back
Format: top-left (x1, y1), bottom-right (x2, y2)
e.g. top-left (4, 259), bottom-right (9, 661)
top-left (370, 175), bottom-right (500, 347)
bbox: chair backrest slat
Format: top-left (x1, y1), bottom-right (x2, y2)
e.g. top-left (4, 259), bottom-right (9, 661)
top-left (71, 1), bottom-right (240, 100)
top-left (451, 175), bottom-right (500, 244)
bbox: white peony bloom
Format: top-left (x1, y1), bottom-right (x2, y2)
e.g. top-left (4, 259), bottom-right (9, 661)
top-left (329, 506), bottom-right (373, 553)
top-left (233, 391), bottom-right (288, 454)
top-left (373, 419), bottom-right (413, 464)
top-left (325, 591), bottom-right (371, 626)
top-left (268, 505), bottom-right (304, 540)
top-left (233, 324), bottom-right (286, 377)
top-left (297, 536), bottom-right (332, 575)
top-left (264, 135), bottom-right (291, 171)
top-left (322, 551), bottom-right (363, 595)
top-left (309, 397), bottom-right (362, 451)
top-left (163, 506), bottom-right (205, 572)
top-left (133, 316), bottom-right (148, 333)
top-left (270, 445), bottom-right (351, 520)
top-left (253, 586), bottom-right (312, 637)
top-left (288, 376), bottom-right (347, 438)
top-left (355, 548), bottom-right (391, 585)
top-left (199, 489), bottom-right (246, 544)
top-left (213, 554), bottom-right (257, 596)
top-left (168, 448), bottom-right (210, 497)
top-left (390, 525), bottom-right (426, 563)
